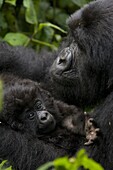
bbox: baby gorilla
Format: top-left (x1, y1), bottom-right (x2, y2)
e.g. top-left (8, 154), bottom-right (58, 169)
top-left (0, 74), bottom-right (85, 170)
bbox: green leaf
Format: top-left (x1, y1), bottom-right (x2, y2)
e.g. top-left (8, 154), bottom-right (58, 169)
top-left (0, 160), bottom-right (12, 170)
top-left (23, 0), bottom-right (37, 24)
top-left (36, 149), bottom-right (104, 170)
top-left (38, 22), bottom-right (67, 34)
top-left (53, 149), bottom-right (104, 170)
top-left (37, 162), bottom-right (53, 170)
top-left (32, 38), bottom-right (57, 50)
top-left (54, 13), bottom-right (69, 29)
top-left (5, 0), bottom-right (16, 6)
top-left (72, 0), bottom-right (91, 7)
top-left (54, 157), bottom-right (72, 170)
top-left (3, 33), bottom-right (29, 46)
top-left (0, 0), bottom-right (3, 8)
top-left (37, 26), bottom-right (54, 43)
top-left (0, 12), bottom-right (8, 29)
top-left (75, 149), bottom-right (104, 170)
top-left (55, 34), bottom-right (62, 42)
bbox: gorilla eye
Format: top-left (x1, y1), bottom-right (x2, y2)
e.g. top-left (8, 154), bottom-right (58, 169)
top-left (27, 112), bottom-right (35, 120)
top-left (35, 100), bottom-right (43, 110)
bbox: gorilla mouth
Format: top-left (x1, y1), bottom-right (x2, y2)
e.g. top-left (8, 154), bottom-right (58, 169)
top-left (56, 48), bottom-right (73, 72)
top-left (51, 70), bottom-right (76, 87)
top-left (50, 46), bottom-right (74, 82)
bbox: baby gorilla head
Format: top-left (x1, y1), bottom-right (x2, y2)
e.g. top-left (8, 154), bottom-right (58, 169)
top-left (14, 99), bottom-right (56, 135)
top-left (0, 74), bottom-right (56, 135)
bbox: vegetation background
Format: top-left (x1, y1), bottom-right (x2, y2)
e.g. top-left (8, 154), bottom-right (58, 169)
top-left (0, 0), bottom-right (92, 52)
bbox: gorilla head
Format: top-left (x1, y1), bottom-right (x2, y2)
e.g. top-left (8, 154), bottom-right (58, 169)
top-left (0, 74), bottom-right (85, 170)
top-left (51, 0), bottom-right (113, 107)
top-left (0, 74), bottom-right (56, 135)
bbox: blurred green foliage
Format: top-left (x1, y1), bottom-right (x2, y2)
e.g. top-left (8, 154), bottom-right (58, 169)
top-left (0, 0), bottom-right (92, 51)
top-left (0, 160), bottom-right (12, 170)
top-left (0, 149), bottom-right (104, 170)
top-left (37, 149), bottom-right (104, 170)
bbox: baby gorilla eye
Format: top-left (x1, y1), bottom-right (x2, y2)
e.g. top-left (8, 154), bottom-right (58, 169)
top-left (34, 100), bottom-right (43, 110)
top-left (27, 112), bottom-right (35, 120)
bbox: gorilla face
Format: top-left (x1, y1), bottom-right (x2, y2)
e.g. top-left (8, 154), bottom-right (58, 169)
top-left (19, 99), bottom-right (56, 135)
top-left (50, 0), bottom-right (113, 107)
top-left (51, 43), bottom-right (78, 84)
top-left (0, 75), bottom-right (56, 135)
top-left (51, 42), bottom-right (80, 85)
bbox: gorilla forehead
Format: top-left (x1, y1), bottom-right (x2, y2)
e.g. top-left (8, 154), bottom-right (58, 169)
top-left (66, 0), bottom-right (113, 49)
top-left (1, 74), bottom-right (53, 115)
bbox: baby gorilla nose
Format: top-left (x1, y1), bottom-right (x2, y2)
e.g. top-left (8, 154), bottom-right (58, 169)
top-left (39, 111), bottom-right (50, 123)
top-left (38, 111), bottom-right (56, 133)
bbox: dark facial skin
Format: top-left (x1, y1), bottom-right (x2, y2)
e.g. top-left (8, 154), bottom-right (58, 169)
top-left (16, 99), bottom-right (56, 135)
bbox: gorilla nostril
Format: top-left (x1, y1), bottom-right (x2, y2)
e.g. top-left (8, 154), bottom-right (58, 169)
top-left (40, 113), bottom-right (48, 121)
top-left (57, 48), bottom-right (72, 67)
top-left (58, 56), bottom-right (66, 65)
top-left (39, 111), bottom-right (49, 123)
top-left (38, 111), bottom-right (56, 134)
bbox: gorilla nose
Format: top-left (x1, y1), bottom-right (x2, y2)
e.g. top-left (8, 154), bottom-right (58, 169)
top-left (58, 54), bottom-right (67, 64)
top-left (56, 47), bottom-right (72, 71)
top-left (38, 111), bottom-right (56, 133)
top-left (39, 111), bottom-right (50, 123)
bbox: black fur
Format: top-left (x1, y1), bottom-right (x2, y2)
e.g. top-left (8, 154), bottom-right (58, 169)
top-left (0, 74), bottom-right (85, 170)
top-left (85, 93), bottom-right (113, 170)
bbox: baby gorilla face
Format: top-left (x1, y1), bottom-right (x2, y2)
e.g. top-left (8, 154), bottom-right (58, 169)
top-left (21, 99), bottom-right (56, 135)
top-left (0, 74), bottom-right (57, 135)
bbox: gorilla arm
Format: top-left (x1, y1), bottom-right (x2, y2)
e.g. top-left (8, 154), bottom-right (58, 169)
top-left (0, 124), bottom-right (69, 170)
top-left (0, 42), bottom-right (56, 82)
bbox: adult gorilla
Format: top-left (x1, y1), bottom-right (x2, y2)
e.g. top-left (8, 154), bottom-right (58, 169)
top-left (51, 1), bottom-right (113, 168)
top-left (0, 0), bottom-right (112, 109)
